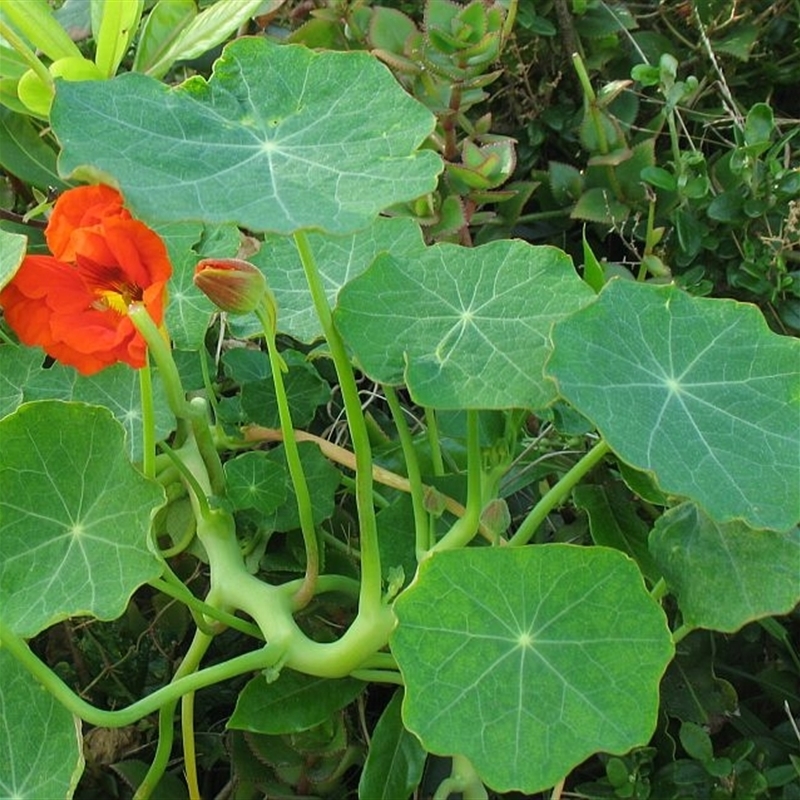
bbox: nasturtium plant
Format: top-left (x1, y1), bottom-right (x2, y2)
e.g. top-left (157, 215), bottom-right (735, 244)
top-left (0, 7), bottom-right (798, 800)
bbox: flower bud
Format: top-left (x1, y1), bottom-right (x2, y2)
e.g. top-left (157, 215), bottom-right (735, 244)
top-left (194, 258), bottom-right (267, 314)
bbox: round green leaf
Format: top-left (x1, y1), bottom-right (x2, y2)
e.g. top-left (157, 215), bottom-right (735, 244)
top-left (392, 545), bottom-right (673, 793)
top-left (547, 280), bottom-right (800, 532)
top-left (335, 240), bottom-right (594, 409)
top-left (0, 648), bottom-right (84, 799)
top-left (223, 451), bottom-right (287, 515)
top-left (0, 401), bottom-right (165, 636)
top-left (52, 38), bottom-right (441, 235)
top-left (650, 503), bottom-right (800, 632)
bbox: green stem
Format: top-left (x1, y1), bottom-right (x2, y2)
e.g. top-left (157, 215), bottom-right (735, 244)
top-left (255, 301), bottom-right (318, 611)
top-left (0, 21), bottom-right (53, 88)
top-left (425, 407), bottom-right (445, 476)
top-left (157, 440), bottom-right (210, 519)
top-left (128, 304), bottom-right (189, 420)
top-left (671, 623), bottom-right (694, 644)
top-left (431, 410), bottom-right (483, 552)
top-left (138, 361), bottom-right (156, 478)
top-left (384, 386), bottom-right (429, 560)
top-left (181, 690), bottom-right (200, 800)
top-left (134, 629), bottom-right (213, 800)
top-left (0, 617), bottom-right (281, 728)
top-left (650, 577), bottom-right (669, 602)
top-left (349, 669), bottom-right (404, 685)
top-left (508, 439), bottom-right (611, 546)
top-left (293, 230), bottom-right (382, 616)
top-left (187, 397), bottom-right (225, 496)
top-left (148, 577), bottom-right (263, 639)
top-left (433, 755), bottom-right (488, 800)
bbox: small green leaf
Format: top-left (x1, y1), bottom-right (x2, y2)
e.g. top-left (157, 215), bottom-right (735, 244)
top-left (571, 187), bottom-right (630, 224)
top-left (53, 38), bottom-right (441, 235)
top-left (229, 670), bottom-right (364, 734)
top-left (0, 348), bottom-right (42, 420)
top-left (744, 102), bottom-right (774, 149)
top-left (392, 545), bottom-right (673, 793)
top-left (358, 689), bottom-right (426, 800)
top-left (679, 721), bottom-right (714, 763)
top-left (0, 400), bottom-right (165, 636)
top-left (649, 503), bottom-right (800, 632)
top-left (223, 451), bottom-right (287, 515)
top-left (547, 280), bottom-right (800, 532)
top-left (0, 649), bottom-right (84, 799)
top-left (336, 240), bottom-right (594, 409)
top-left (240, 351), bottom-right (331, 429)
top-left (93, 0), bottom-right (143, 78)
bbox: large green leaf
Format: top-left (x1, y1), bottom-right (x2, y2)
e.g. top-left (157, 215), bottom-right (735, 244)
top-left (650, 503), bottom-right (800, 632)
top-left (392, 545), bottom-right (674, 793)
top-left (52, 38), bottom-right (441, 235)
top-left (229, 217), bottom-right (427, 343)
top-left (0, 401), bottom-right (165, 636)
top-left (0, 649), bottom-right (84, 800)
top-left (547, 280), bottom-right (800, 532)
top-left (336, 240), bottom-right (594, 409)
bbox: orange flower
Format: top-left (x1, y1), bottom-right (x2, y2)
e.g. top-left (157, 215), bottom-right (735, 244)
top-left (0, 185), bottom-right (171, 375)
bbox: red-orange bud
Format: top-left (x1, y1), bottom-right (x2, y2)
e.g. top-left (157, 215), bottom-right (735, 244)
top-left (193, 258), bottom-right (267, 314)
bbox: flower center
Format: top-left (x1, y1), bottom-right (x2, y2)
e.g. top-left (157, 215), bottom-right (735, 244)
top-left (94, 284), bottom-right (142, 316)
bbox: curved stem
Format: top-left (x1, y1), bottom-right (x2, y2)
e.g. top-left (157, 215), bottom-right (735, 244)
top-left (293, 230), bottom-right (382, 616)
top-left (244, 425), bottom-right (497, 542)
top-left (425, 407), bottom-right (445, 476)
top-left (383, 385), bottom-right (429, 560)
top-left (181, 689), bottom-right (200, 800)
top-left (508, 439), bottom-right (611, 546)
top-left (255, 301), bottom-right (318, 611)
top-left (128, 304), bottom-right (189, 421)
top-left (0, 617), bottom-right (282, 728)
top-left (134, 629), bottom-right (213, 800)
top-left (431, 410), bottom-right (483, 552)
